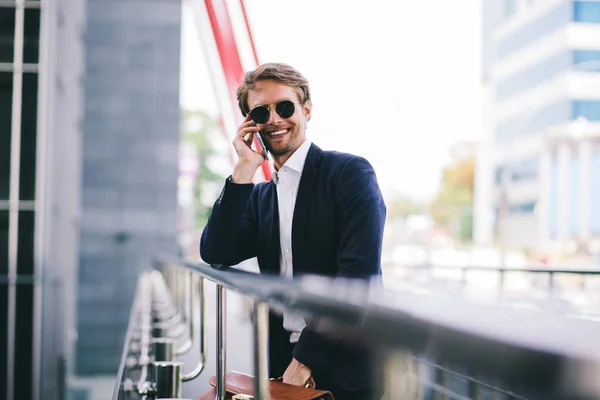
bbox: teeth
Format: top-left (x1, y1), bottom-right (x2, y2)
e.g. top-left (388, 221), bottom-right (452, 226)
top-left (271, 129), bottom-right (287, 136)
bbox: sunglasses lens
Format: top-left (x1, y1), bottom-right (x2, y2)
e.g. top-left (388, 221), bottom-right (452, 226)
top-left (276, 100), bottom-right (295, 119)
top-left (250, 107), bottom-right (269, 123)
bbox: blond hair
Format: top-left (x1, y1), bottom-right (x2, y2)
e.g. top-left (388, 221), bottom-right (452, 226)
top-left (236, 63), bottom-right (311, 115)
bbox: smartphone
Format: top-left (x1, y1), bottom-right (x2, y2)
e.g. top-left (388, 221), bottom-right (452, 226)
top-left (255, 132), bottom-right (270, 161)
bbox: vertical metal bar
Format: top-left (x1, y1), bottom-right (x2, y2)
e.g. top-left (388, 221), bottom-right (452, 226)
top-left (7, 3), bottom-right (25, 400)
top-left (468, 380), bottom-right (482, 400)
top-left (216, 285), bottom-right (227, 400)
top-left (181, 275), bottom-right (206, 381)
top-left (33, 0), bottom-right (51, 396)
top-left (548, 271), bottom-right (554, 296)
top-left (154, 361), bottom-right (183, 398)
top-left (384, 350), bottom-right (417, 400)
top-left (498, 269), bottom-right (505, 295)
top-left (252, 301), bottom-right (269, 400)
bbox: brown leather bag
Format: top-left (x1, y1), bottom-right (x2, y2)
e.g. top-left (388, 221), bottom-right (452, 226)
top-left (196, 371), bottom-right (334, 400)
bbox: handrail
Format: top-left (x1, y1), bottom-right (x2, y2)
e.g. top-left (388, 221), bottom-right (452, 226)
top-left (114, 256), bottom-right (600, 399)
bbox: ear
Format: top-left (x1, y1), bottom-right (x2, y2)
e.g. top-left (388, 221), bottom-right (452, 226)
top-left (303, 100), bottom-right (312, 122)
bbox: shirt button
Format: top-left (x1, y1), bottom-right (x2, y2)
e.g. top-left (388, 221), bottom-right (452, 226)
top-left (284, 188), bottom-right (290, 193)
top-left (284, 216), bottom-right (290, 223)
top-left (286, 248), bottom-right (291, 253)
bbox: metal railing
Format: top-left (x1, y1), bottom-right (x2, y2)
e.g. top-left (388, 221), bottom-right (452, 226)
top-left (113, 257), bottom-right (600, 399)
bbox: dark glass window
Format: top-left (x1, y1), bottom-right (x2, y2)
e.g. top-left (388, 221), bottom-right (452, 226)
top-left (17, 210), bottom-right (34, 276)
top-left (0, 7), bottom-right (15, 63)
top-left (23, 8), bottom-right (40, 64)
top-left (0, 282), bottom-right (7, 398)
top-left (574, 1), bottom-right (600, 23)
top-left (20, 72), bottom-right (37, 201)
top-left (0, 72), bottom-right (12, 200)
top-left (13, 283), bottom-right (33, 400)
top-left (0, 211), bottom-right (8, 275)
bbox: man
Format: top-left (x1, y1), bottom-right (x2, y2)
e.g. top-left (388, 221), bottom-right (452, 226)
top-left (200, 63), bottom-right (386, 399)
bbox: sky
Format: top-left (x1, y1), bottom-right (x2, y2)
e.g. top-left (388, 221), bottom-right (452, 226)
top-left (180, 0), bottom-right (483, 201)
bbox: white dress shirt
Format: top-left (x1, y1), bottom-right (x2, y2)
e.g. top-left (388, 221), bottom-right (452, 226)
top-left (272, 139), bottom-right (312, 342)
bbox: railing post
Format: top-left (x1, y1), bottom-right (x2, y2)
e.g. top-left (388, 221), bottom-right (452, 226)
top-left (151, 338), bottom-right (175, 362)
top-left (216, 284), bottom-right (227, 400)
top-left (252, 301), bottom-right (270, 400)
top-left (384, 350), bottom-right (418, 399)
top-left (154, 361), bottom-right (183, 398)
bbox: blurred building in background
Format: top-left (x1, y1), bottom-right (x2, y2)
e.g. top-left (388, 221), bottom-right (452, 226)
top-left (476, 0), bottom-right (600, 261)
top-left (0, 1), bottom-right (181, 399)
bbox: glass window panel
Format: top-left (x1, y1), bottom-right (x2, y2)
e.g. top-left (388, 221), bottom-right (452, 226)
top-left (0, 7), bottom-right (15, 63)
top-left (497, 2), bottom-right (569, 59)
top-left (0, 72), bottom-right (12, 200)
top-left (19, 72), bottom-right (37, 201)
top-left (573, 100), bottom-right (600, 121)
top-left (23, 8), bottom-right (40, 64)
top-left (13, 283), bottom-right (33, 400)
top-left (0, 210), bottom-right (7, 274)
top-left (0, 282), bottom-right (7, 398)
top-left (574, 1), bottom-right (600, 23)
top-left (591, 145), bottom-right (600, 235)
top-left (549, 153), bottom-right (559, 238)
top-left (17, 210), bottom-right (34, 275)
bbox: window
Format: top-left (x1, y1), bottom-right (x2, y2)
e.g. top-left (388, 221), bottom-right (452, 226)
top-left (17, 210), bottom-right (34, 275)
top-left (19, 72), bottom-right (38, 201)
top-left (23, 8), bottom-right (40, 64)
top-left (0, 277), bottom-right (7, 398)
top-left (549, 152), bottom-right (559, 238)
top-left (573, 1), bottom-right (600, 23)
top-left (495, 100), bottom-right (570, 142)
top-left (573, 50), bottom-right (600, 67)
top-left (13, 284), bottom-right (33, 400)
top-left (591, 144), bottom-right (600, 235)
top-left (497, 2), bottom-right (570, 60)
top-left (0, 210), bottom-right (8, 274)
top-left (0, 7), bottom-right (15, 63)
top-left (511, 157), bottom-right (540, 181)
top-left (510, 202), bottom-right (536, 214)
top-left (496, 51), bottom-right (570, 101)
top-left (505, 0), bottom-right (518, 19)
top-left (570, 154), bottom-right (582, 236)
top-left (572, 100), bottom-right (600, 121)
top-left (0, 72), bottom-right (12, 200)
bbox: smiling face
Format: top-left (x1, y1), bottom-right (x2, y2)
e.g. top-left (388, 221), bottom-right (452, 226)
top-left (247, 79), bottom-right (311, 166)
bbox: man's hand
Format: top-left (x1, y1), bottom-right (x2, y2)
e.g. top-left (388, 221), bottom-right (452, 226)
top-left (231, 114), bottom-right (267, 184)
top-left (282, 358), bottom-right (312, 387)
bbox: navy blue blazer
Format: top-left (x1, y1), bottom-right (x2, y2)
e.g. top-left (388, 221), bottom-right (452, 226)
top-left (200, 143), bottom-right (386, 390)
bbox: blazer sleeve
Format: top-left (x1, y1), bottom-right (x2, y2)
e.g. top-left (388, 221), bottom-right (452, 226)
top-left (293, 156), bottom-right (386, 372)
top-left (199, 176), bottom-right (259, 266)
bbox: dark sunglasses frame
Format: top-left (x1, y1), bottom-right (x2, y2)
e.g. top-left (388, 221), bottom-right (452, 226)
top-left (248, 100), bottom-right (302, 124)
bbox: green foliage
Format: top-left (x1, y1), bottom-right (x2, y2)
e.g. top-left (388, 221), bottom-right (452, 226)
top-left (430, 157), bottom-right (475, 241)
top-left (181, 109), bottom-right (226, 228)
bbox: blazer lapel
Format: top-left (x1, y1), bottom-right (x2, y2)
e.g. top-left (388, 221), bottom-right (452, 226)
top-left (291, 144), bottom-right (322, 266)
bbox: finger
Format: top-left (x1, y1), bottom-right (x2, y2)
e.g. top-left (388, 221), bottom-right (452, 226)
top-left (243, 132), bottom-right (254, 146)
top-left (236, 124), bottom-right (259, 138)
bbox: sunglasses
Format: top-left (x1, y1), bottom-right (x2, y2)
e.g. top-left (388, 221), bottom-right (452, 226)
top-left (248, 100), bottom-right (300, 124)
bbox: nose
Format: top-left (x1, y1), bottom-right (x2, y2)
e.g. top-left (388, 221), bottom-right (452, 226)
top-left (266, 105), bottom-right (282, 125)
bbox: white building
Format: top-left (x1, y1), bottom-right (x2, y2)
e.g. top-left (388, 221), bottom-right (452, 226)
top-left (475, 0), bottom-right (600, 257)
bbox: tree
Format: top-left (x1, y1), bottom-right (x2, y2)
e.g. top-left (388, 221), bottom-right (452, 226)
top-left (430, 156), bottom-right (475, 241)
top-left (181, 109), bottom-right (226, 228)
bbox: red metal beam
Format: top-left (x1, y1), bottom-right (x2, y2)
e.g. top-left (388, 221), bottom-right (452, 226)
top-left (204, 0), bottom-right (271, 181)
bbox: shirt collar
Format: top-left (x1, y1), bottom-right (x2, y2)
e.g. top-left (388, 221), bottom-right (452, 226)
top-left (282, 139), bottom-right (312, 174)
top-left (273, 140), bottom-right (312, 183)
